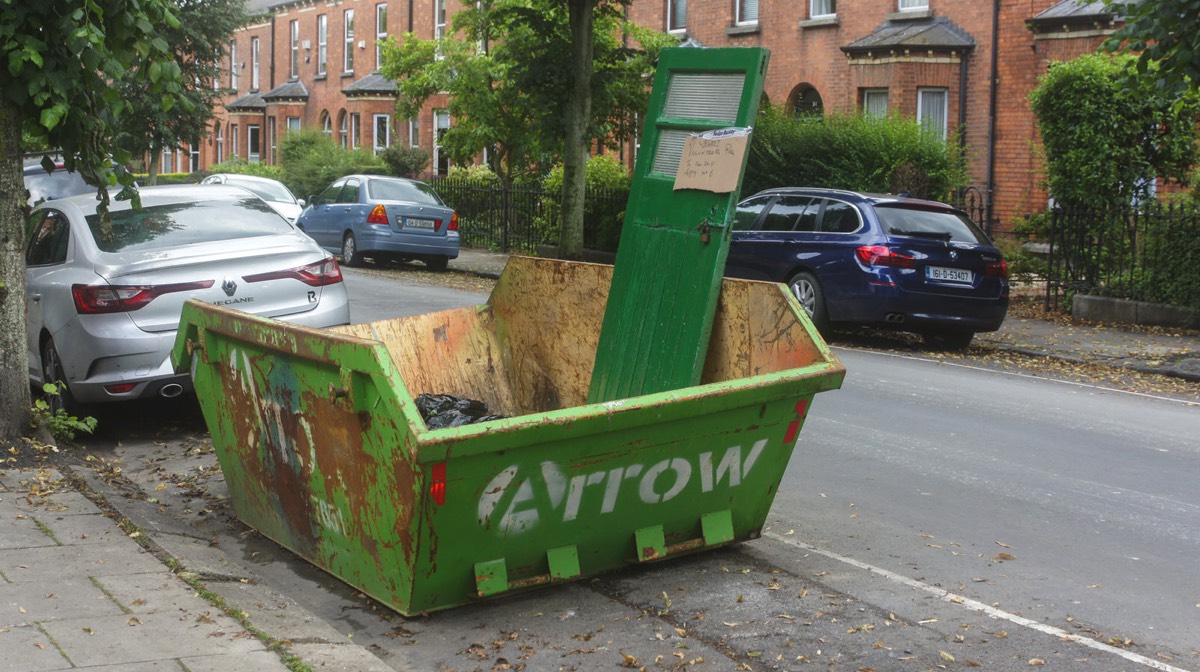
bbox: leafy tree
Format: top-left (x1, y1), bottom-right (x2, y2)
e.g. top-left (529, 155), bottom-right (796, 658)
top-left (1029, 52), bottom-right (1199, 208)
top-left (1103, 1), bottom-right (1200, 99)
top-left (1, 0), bottom-right (184, 444)
top-left (115, 0), bottom-right (247, 185)
top-left (380, 0), bottom-right (669, 256)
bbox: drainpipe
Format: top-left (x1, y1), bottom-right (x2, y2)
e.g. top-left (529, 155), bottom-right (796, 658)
top-left (984, 0), bottom-right (1000, 234)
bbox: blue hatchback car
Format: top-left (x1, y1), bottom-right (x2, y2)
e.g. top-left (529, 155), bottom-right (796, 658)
top-left (726, 188), bottom-right (1009, 349)
top-left (297, 174), bottom-right (459, 271)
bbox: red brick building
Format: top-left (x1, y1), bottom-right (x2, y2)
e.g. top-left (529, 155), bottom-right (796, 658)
top-left (189, 0), bottom-right (1118, 233)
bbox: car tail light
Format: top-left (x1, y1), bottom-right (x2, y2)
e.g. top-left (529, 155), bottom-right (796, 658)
top-left (855, 245), bottom-right (915, 269)
top-left (72, 281), bottom-right (215, 314)
top-left (448, 211), bottom-right (459, 231)
top-left (985, 259), bottom-right (1009, 279)
top-left (104, 383), bottom-right (137, 394)
top-left (366, 204), bottom-right (389, 225)
top-left (244, 257), bottom-right (344, 287)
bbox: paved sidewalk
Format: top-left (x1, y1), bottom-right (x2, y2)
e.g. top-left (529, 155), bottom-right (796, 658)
top-left (0, 468), bottom-right (294, 671)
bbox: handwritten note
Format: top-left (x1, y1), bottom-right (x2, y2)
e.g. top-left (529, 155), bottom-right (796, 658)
top-left (673, 127), bottom-right (752, 193)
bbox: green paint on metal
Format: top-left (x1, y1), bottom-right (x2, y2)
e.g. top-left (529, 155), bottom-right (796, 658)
top-left (171, 256), bottom-right (844, 615)
top-left (474, 559), bottom-right (508, 597)
top-left (589, 46), bottom-right (771, 404)
top-left (635, 525), bottom-right (667, 562)
top-left (701, 509), bottom-right (735, 546)
top-left (547, 545), bottom-right (581, 580)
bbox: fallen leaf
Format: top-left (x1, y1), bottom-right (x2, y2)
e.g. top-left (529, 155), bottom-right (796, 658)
top-left (940, 650), bottom-right (956, 662)
top-left (996, 541), bottom-right (1011, 548)
top-left (1029, 658), bottom-right (1046, 665)
top-left (993, 553), bottom-right (1016, 561)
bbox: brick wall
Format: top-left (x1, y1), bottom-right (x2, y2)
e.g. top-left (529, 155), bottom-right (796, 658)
top-left (203, 0), bottom-right (1110, 231)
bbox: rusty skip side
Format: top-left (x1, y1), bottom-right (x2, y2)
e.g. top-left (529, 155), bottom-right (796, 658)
top-left (172, 256), bottom-right (845, 615)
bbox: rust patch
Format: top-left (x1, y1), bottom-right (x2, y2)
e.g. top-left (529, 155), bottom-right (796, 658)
top-left (641, 546), bottom-right (661, 561)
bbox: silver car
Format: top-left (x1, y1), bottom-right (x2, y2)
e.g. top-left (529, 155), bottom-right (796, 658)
top-left (200, 173), bottom-right (305, 223)
top-left (25, 184), bottom-right (350, 413)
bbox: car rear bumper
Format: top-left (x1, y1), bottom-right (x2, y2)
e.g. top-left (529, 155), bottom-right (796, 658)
top-left (830, 283), bottom-right (1009, 333)
top-left (47, 298), bottom-right (351, 405)
top-left (357, 228), bottom-right (460, 258)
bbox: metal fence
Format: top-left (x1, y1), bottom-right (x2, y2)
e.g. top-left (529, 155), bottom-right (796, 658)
top-left (431, 177), bottom-right (629, 253)
top-left (1046, 200), bottom-right (1200, 311)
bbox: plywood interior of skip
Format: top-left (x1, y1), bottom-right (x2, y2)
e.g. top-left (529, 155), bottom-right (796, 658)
top-left (334, 256), bottom-right (826, 418)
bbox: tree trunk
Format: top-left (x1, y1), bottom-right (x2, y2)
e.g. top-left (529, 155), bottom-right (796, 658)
top-left (557, 0), bottom-right (596, 260)
top-left (147, 144), bottom-right (161, 186)
top-left (0, 97), bottom-right (32, 444)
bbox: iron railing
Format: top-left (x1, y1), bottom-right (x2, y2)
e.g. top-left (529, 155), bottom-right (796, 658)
top-left (430, 177), bottom-right (629, 253)
top-left (1045, 200), bottom-right (1200, 311)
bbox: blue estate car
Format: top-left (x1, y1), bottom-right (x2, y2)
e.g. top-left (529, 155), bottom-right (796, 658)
top-left (297, 174), bottom-right (459, 271)
top-left (726, 188), bottom-right (1009, 349)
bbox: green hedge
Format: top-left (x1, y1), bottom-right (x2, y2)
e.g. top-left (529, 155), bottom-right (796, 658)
top-left (742, 106), bottom-right (968, 201)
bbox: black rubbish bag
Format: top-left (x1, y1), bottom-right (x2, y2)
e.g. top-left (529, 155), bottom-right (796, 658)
top-left (415, 393), bottom-right (508, 429)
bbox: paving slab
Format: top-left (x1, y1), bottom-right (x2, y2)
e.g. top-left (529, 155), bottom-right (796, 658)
top-left (95, 571), bottom-right (223, 616)
top-left (287, 642), bottom-right (397, 671)
top-left (203, 579), bottom-right (352, 644)
top-left (0, 542), bottom-right (166, 583)
top-left (40, 610), bottom-right (265, 667)
top-left (0, 502), bottom-right (56, 551)
top-left (179, 651), bottom-right (292, 671)
top-left (0, 576), bottom-right (122, 627)
top-left (0, 624), bottom-right (72, 672)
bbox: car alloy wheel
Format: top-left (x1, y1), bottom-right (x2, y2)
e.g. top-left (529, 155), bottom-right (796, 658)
top-left (787, 271), bottom-right (829, 332)
top-left (342, 232), bottom-right (363, 267)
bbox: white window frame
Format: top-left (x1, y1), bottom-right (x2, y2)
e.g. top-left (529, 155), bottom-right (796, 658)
top-left (268, 117), bottom-right (277, 164)
top-left (229, 41), bottom-right (238, 90)
top-left (811, 0), bottom-right (836, 18)
top-left (321, 111), bottom-right (332, 137)
top-left (290, 20), bottom-right (300, 78)
top-left (248, 124), bottom-right (261, 163)
top-left (350, 112), bottom-right (361, 149)
top-left (216, 124), bottom-right (224, 163)
top-left (667, 0), bottom-right (686, 32)
top-left (231, 123), bottom-right (239, 158)
top-left (433, 109), bottom-right (450, 176)
top-left (190, 143), bottom-right (200, 172)
top-left (343, 9), bottom-right (355, 73)
top-left (374, 114), bottom-right (391, 154)
top-left (434, 0), bottom-right (447, 40)
top-left (863, 89), bottom-right (889, 118)
top-left (317, 15), bottom-right (328, 75)
top-left (376, 3), bottom-right (387, 70)
top-left (161, 146), bottom-right (174, 173)
top-left (408, 117), bottom-right (420, 147)
top-left (899, 0), bottom-right (928, 10)
top-left (287, 116), bottom-right (302, 132)
top-left (917, 88), bottom-right (949, 140)
top-left (251, 37), bottom-right (260, 90)
top-left (339, 112), bottom-right (348, 148)
top-left (736, 0), bottom-right (758, 25)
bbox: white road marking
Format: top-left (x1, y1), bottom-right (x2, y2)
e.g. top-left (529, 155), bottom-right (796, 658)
top-left (765, 531), bottom-right (1194, 672)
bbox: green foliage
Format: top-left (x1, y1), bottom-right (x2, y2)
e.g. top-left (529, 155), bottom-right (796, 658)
top-left (2, 0), bottom-right (186, 221)
top-left (379, 144), bottom-right (431, 178)
top-left (1029, 52), bottom-right (1200, 209)
top-left (206, 158), bottom-right (286, 181)
top-left (113, 0), bottom-right (246, 182)
top-left (1103, 0), bottom-right (1200, 100)
top-left (537, 155), bottom-right (631, 251)
top-left (32, 384), bottom-right (97, 442)
top-left (278, 130), bottom-right (387, 201)
top-left (380, 0), bottom-right (662, 184)
top-left (135, 172), bottom-right (197, 185)
top-left (742, 107), bottom-right (968, 200)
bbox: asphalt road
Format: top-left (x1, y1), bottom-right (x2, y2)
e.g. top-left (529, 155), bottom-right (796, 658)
top-left (772, 347), bottom-right (1200, 661)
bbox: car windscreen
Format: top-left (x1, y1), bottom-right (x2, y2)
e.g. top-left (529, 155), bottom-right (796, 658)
top-left (25, 169), bottom-right (93, 204)
top-left (367, 178), bottom-right (444, 205)
top-left (86, 197), bottom-right (294, 253)
top-left (874, 204), bottom-right (990, 244)
top-left (226, 178), bottom-right (294, 204)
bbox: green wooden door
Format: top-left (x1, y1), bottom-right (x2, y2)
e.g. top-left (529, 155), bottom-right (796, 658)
top-left (588, 46), bottom-right (770, 403)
